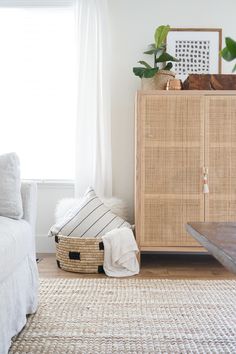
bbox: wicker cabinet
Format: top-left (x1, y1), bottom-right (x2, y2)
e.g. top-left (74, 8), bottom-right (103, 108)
top-left (135, 91), bottom-right (236, 252)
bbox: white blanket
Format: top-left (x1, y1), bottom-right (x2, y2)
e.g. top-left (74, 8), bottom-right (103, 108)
top-left (102, 227), bottom-right (139, 277)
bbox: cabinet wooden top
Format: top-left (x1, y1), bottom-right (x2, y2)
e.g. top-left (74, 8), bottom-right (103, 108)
top-left (137, 90), bottom-right (236, 96)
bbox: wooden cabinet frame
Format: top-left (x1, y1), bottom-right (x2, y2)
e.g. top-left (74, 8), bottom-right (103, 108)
top-left (135, 91), bottom-right (236, 252)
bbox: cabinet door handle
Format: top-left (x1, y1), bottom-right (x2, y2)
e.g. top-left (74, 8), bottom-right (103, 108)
top-left (203, 167), bottom-right (209, 194)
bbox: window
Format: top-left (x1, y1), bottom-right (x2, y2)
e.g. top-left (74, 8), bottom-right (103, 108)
top-left (0, 3), bottom-right (76, 180)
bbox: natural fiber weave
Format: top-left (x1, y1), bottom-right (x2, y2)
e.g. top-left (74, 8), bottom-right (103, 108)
top-left (55, 235), bottom-right (104, 273)
top-left (137, 94), bottom-right (205, 249)
top-left (10, 278), bottom-right (236, 353)
top-left (141, 70), bottom-right (175, 90)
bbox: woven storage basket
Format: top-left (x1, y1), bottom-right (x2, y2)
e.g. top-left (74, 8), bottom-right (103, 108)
top-left (141, 70), bottom-right (175, 90)
top-left (55, 235), bottom-right (104, 274)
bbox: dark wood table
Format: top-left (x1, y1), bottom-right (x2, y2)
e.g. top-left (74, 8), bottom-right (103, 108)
top-left (186, 222), bottom-right (236, 275)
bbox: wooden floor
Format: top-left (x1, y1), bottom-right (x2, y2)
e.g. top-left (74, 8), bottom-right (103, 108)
top-left (38, 253), bottom-right (236, 280)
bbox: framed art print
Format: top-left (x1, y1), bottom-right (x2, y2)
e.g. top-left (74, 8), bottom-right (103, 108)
top-left (166, 28), bottom-right (222, 80)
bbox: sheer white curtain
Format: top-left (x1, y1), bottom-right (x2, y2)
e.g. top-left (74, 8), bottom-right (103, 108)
top-left (74, 0), bottom-right (112, 198)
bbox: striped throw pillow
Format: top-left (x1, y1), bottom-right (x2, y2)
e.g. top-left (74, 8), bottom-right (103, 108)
top-left (49, 187), bottom-right (131, 238)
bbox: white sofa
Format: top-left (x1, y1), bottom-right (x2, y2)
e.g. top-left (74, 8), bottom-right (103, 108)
top-left (0, 182), bottom-right (39, 354)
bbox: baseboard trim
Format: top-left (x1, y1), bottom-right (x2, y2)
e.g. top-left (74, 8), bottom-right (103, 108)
top-left (36, 234), bottom-right (56, 253)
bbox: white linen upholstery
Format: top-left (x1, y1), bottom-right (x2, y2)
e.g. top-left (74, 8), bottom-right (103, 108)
top-left (21, 181), bottom-right (37, 258)
top-left (21, 182), bottom-right (37, 231)
top-left (0, 256), bottom-right (38, 354)
top-left (0, 181), bottom-right (38, 354)
top-left (0, 217), bottom-right (31, 283)
top-left (0, 153), bottom-right (23, 219)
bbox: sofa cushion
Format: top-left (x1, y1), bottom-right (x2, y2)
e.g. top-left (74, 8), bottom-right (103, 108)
top-left (0, 216), bottom-right (31, 283)
top-left (49, 187), bottom-right (131, 238)
top-left (0, 152), bottom-right (23, 219)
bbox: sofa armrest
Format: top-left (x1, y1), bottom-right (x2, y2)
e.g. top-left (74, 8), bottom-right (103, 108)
top-left (21, 181), bottom-right (37, 233)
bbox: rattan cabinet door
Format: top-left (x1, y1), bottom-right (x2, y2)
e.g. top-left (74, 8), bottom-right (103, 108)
top-left (136, 94), bottom-right (204, 248)
top-left (205, 96), bottom-right (236, 221)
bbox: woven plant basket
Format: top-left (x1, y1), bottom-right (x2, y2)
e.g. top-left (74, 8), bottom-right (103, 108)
top-left (55, 235), bottom-right (104, 274)
top-left (141, 70), bottom-right (175, 90)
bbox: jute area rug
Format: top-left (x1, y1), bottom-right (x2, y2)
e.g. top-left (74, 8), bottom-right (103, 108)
top-left (10, 278), bottom-right (236, 354)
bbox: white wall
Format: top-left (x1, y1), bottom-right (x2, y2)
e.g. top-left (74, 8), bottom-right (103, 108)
top-left (36, 0), bottom-right (236, 252)
top-left (36, 183), bottom-right (74, 253)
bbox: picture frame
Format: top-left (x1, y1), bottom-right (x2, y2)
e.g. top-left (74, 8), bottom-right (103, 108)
top-left (166, 28), bottom-right (222, 80)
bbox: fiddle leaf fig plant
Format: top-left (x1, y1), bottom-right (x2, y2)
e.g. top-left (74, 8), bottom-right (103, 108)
top-left (133, 25), bottom-right (180, 78)
top-left (220, 37), bottom-right (236, 72)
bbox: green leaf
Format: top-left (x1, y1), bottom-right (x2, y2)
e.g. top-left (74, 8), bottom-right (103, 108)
top-left (156, 52), bottom-right (180, 63)
top-left (232, 63), bottom-right (236, 72)
top-left (148, 43), bottom-right (156, 50)
top-left (143, 43), bottom-right (156, 55)
top-left (133, 67), bottom-right (158, 78)
top-left (143, 49), bottom-right (156, 55)
top-left (221, 38), bottom-right (236, 62)
top-left (143, 68), bottom-right (159, 78)
top-left (138, 61), bottom-right (152, 69)
top-left (144, 49), bottom-right (165, 57)
top-left (163, 62), bottom-right (173, 70)
top-left (220, 47), bottom-right (234, 61)
top-left (154, 25), bottom-right (170, 48)
top-left (225, 37), bottom-right (236, 59)
top-left (133, 67), bottom-right (146, 78)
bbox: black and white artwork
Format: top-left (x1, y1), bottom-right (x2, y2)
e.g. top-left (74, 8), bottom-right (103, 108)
top-left (166, 29), bottom-right (221, 81)
top-left (174, 40), bottom-right (210, 75)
